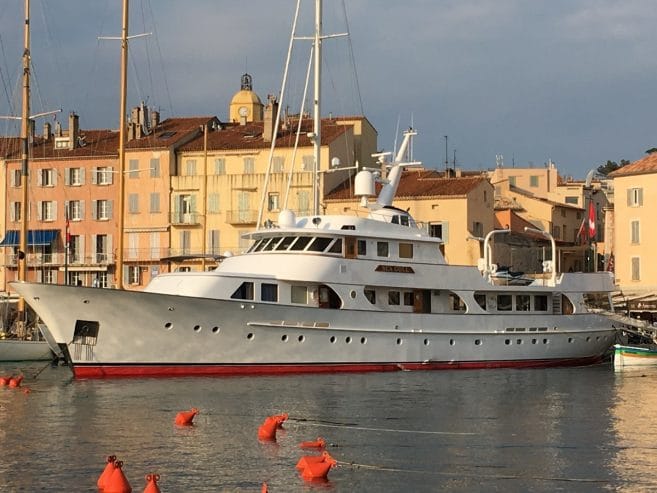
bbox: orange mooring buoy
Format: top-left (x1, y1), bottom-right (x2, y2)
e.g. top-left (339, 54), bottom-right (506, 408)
top-left (142, 473), bottom-right (161, 493)
top-left (105, 460), bottom-right (132, 493)
top-left (174, 407), bottom-right (199, 426)
top-left (299, 437), bottom-right (326, 449)
top-left (0, 376), bottom-right (10, 386)
top-left (257, 416), bottom-right (279, 441)
top-left (273, 412), bottom-right (288, 428)
top-left (300, 456), bottom-right (337, 480)
top-left (8, 375), bottom-right (23, 388)
top-left (296, 451), bottom-right (332, 470)
top-left (261, 482), bottom-right (268, 492)
top-left (97, 455), bottom-right (117, 490)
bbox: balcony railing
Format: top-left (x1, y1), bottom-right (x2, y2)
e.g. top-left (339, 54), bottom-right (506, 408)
top-left (170, 212), bottom-right (200, 225)
top-left (225, 209), bottom-right (259, 225)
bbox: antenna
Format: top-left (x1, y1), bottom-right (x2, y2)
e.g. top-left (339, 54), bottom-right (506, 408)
top-left (444, 135), bottom-right (448, 174)
top-left (496, 154), bottom-right (504, 168)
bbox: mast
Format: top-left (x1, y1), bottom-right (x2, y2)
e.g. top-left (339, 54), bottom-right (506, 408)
top-left (312, 0), bottom-right (322, 215)
top-left (115, 0), bottom-right (129, 289)
top-left (17, 0), bottom-right (31, 326)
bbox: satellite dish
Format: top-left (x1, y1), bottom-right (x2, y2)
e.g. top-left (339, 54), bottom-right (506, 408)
top-left (585, 169), bottom-right (595, 188)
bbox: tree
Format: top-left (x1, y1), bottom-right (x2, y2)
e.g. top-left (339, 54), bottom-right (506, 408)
top-left (645, 148), bottom-right (657, 154)
top-left (596, 159), bottom-right (630, 176)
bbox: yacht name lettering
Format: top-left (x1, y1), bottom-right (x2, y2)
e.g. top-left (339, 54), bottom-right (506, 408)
top-left (375, 265), bottom-right (414, 274)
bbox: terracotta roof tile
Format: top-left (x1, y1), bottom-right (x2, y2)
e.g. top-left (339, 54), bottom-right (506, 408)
top-left (125, 116), bottom-right (216, 149)
top-left (609, 152), bottom-right (657, 177)
top-left (325, 169), bottom-right (488, 201)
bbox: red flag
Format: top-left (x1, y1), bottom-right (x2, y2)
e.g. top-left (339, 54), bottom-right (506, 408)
top-left (588, 201), bottom-right (596, 240)
top-left (576, 217), bottom-right (587, 245)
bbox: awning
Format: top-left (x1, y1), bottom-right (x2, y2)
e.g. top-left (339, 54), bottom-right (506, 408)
top-left (0, 229), bottom-right (59, 247)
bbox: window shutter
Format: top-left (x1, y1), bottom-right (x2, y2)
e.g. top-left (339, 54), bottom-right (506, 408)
top-left (37, 201), bottom-right (43, 221)
top-left (108, 167), bottom-right (114, 185)
top-left (91, 167), bottom-right (97, 184)
top-left (190, 195), bottom-right (197, 213)
top-left (107, 235), bottom-right (113, 261)
top-left (65, 168), bottom-right (71, 185)
top-left (80, 201), bottom-right (85, 220)
top-left (79, 168), bottom-right (85, 185)
top-left (91, 234), bottom-right (98, 259)
top-left (9, 203), bottom-right (15, 222)
top-left (52, 201), bottom-right (58, 221)
top-left (107, 201), bottom-right (113, 219)
top-left (123, 265), bottom-right (129, 286)
top-left (79, 236), bottom-right (85, 263)
top-left (91, 200), bottom-right (98, 220)
top-left (52, 171), bottom-right (57, 186)
top-left (442, 222), bottom-right (449, 243)
top-left (37, 170), bottom-right (43, 186)
top-left (638, 188), bottom-right (643, 206)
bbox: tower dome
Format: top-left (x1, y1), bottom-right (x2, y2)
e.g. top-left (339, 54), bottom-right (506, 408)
top-left (229, 73), bottom-right (263, 123)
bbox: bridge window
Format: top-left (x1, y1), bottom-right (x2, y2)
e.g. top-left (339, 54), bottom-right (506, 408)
top-left (364, 289), bottom-right (376, 304)
top-left (534, 295), bottom-right (548, 311)
top-left (231, 281), bottom-right (254, 300)
top-left (497, 294), bottom-right (512, 311)
top-left (291, 285), bottom-right (308, 304)
top-left (388, 291), bottom-right (400, 305)
top-left (399, 242), bottom-right (413, 259)
top-left (261, 283), bottom-right (278, 302)
top-left (307, 237), bottom-right (332, 252)
top-left (516, 295), bottom-right (530, 311)
top-left (290, 236), bottom-right (312, 251)
top-left (377, 241), bottom-right (389, 257)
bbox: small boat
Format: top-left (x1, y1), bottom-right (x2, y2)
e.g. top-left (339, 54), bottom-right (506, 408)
top-left (613, 344), bottom-right (657, 369)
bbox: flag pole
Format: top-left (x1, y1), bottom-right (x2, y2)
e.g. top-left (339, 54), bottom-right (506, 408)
top-left (64, 209), bottom-right (69, 283)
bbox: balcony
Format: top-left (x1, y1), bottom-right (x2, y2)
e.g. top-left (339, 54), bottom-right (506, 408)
top-left (170, 212), bottom-right (200, 225)
top-left (225, 209), bottom-right (259, 225)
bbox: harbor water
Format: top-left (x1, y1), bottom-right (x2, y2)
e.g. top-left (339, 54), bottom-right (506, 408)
top-left (1, 362), bottom-right (657, 492)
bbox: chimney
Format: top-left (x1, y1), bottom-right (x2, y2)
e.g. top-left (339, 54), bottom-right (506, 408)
top-left (54, 120), bottom-right (62, 137)
top-left (263, 94), bottom-right (278, 142)
top-left (68, 112), bottom-right (79, 150)
top-left (43, 122), bottom-right (51, 141)
top-left (151, 110), bottom-right (160, 128)
top-left (140, 101), bottom-right (150, 135)
top-left (130, 107), bottom-right (142, 140)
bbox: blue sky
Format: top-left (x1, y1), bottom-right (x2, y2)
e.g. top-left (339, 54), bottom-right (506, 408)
top-left (1, 0), bottom-right (656, 179)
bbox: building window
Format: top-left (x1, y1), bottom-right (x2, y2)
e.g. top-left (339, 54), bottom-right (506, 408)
top-left (208, 230), bottom-right (220, 255)
top-left (95, 234), bottom-right (110, 263)
top-left (40, 168), bottom-right (55, 186)
top-left (127, 233), bottom-right (138, 259)
top-left (553, 225), bottom-right (561, 239)
top-left (128, 159), bottom-right (139, 178)
top-left (181, 230), bottom-right (191, 255)
top-left (150, 232), bottom-right (160, 259)
top-left (128, 266), bottom-right (141, 285)
top-left (267, 192), bottom-right (280, 212)
top-left (508, 176), bottom-right (516, 187)
top-left (11, 169), bottom-right (21, 187)
top-left (291, 285), bottom-right (308, 304)
top-left (377, 241), bottom-right (389, 257)
top-left (208, 193), bottom-right (220, 214)
top-left (94, 167), bottom-right (113, 185)
top-left (185, 159), bottom-right (196, 176)
top-left (627, 188), bottom-right (643, 207)
top-left (10, 202), bottom-right (21, 222)
top-left (128, 193), bottom-right (139, 214)
top-left (297, 190), bottom-right (310, 215)
top-left (150, 158), bottom-right (160, 178)
top-left (631, 220), bottom-right (640, 244)
top-left (243, 157), bottom-right (255, 174)
top-left (150, 193), bottom-right (160, 213)
top-left (472, 221), bottom-right (483, 238)
top-left (302, 155), bottom-right (314, 171)
top-left (530, 175), bottom-right (539, 187)
top-left (67, 167), bottom-right (83, 186)
top-left (565, 196), bottom-right (578, 205)
top-left (39, 201), bottom-right (55, 221)
top-left (94, 200), bottom-right (112, 220)
top-left (67, 200), bottom-right (83, 221)
top-left (272, 156), bottom-right (284, 172)
top-left (44, 269), bottom-right (57, 284)
top-left (261, 283), bottom-right (278, 302)
top-left (631, 257), bottom-right (640, 281)
top-left (399, 242), bottom-right (413, 259)
top-left (214, 158), bottom-right (226, 175)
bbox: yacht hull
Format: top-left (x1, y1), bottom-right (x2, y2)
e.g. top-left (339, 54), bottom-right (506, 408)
top-left (12, 282), bottom-right (615, 378)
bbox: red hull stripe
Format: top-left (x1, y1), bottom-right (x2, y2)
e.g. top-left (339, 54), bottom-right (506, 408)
top-left (72, 356), bottom-right (604, 378)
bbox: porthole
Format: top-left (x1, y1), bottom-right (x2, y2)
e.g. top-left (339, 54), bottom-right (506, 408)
top-left (350, 291), bottom-right (357, 299)
top-left (298, 335), bottom-right (305, 342)
top-left (543, 338), bottom-right (548, 344)
top-left (474, 339), bottom-right (481, 346)
top-left (360, 337), bottom-right (367, 344)
top-left (193, 325), bottom-right (202, 333)
top-left (504, 339), bottom-right (511, 345)
top-left (531, 339), bottom-right (537, 344)
top-left (516, 339), bottom-right (522, 345)
top-left (396, 338), bottom-right (402, 345)
top-left (568, 337), bottom-right (574, 343)
top-left (281, 335), bottom-right (288, 342)
top-left (449, 339), bottom-right (455, 346)
top-left (164, 322), bottom-right (173, 330)
top-left (586, 336), bottom-right (591, 342)
top-left (423, 339), bottom-right (430, 346)
top-left (211, 326), bottom-right (220, 334)
top-left (345, 336), bottom-right (352, 344)
top-left (329, 336), bottom-right (336, 343)
top-left (247, 333), bottom-right (254, 340)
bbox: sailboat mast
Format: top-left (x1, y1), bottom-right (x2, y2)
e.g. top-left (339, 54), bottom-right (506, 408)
top-left (312, 0), bottom-right (322, 215)
top-left (17, 0), bottom-right (31, 319)
top-left (116, 0), bottom-right (129, 289)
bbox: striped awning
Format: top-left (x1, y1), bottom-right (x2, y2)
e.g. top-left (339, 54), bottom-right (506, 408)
top-left (0, 229), bottom-right (59, 247)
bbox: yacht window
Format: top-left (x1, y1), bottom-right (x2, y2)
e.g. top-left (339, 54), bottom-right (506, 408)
top-left (263, 238), bottom-right (282, 251)
top-left (358, 239), bottom-right (367, 256)
top-left (400, 215), bottom-right (409, 226)
top-left (377, 241), bottom-right (389, 257)
top-left (388, 291), bottom-right (400, 305)
top-left (255, 239), bottom-right (272, 252)
top-left (516, 295), bottom-right (530, 311)
top-left (291, 285), bottom-right (308, 304)
top-left (449, 293), bottom-right (466, 312)
top-left (583, 292), bottom-right (611, 311)
top-left (327, 239), bottom-right (343, 254)
top-left (231, 282), bottom-right (254, 300)
top-left (497, 294), bottom-right (512, 311)
top-left (364, 288), bottom-right (376, 304)
top-left (307, 237), bottom-right (332, 252)
top-left (403, 292), bottom-right (414, 306)
top-left (248, 239), bottom-right (263, 252)
top-left (341, 225), bottom-right (356, 230)
top-left (534, 295), bottom-right (548, 311)
top-left (391, 216), bottom-right (399, 225)
top-left (275, 236), bottom-right (297, 251)
top-left (290, 236), bottom-right (312, 251)
top-left (399, 242), bottom-right (413, 259)
top-left (474, 293), bottom-right (486, 310)
top-left (261, 283), bottom-right (278, 302)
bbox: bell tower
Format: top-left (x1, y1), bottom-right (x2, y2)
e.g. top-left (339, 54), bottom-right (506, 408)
top-left (229, 73), bottom-right (263, 124)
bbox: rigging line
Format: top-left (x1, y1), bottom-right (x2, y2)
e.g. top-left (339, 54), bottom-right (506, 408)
top-left (35, 0), bottom-right (66, 111)
top-left (145, 0), bottom-right (174, 117)
top-left (283, 45), bottom-right (313, 210)
top-left (287, 419), bottom-right (477, 435)
top-left (341, 0), bottom-right (363, 115)
top-left (0, 32), bottom-right (16, 116)
top-left (256, 0), bottom-right (302, 229)
top-left (128, 47), bottom-right (146, 105)
top-left (80, 1), bottom-right (110, 123)
top-left (139, 0), bottom-right (155, 104)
